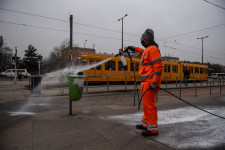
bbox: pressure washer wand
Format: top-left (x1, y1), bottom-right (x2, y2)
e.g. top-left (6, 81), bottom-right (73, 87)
top-left (114, 49), bottom-right (127, 57)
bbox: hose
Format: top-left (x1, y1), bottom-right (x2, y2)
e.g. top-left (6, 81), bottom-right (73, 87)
top-left (137, 87), bottom-right (225, 120)
top-left (123, 48), bottom-right (225, 120)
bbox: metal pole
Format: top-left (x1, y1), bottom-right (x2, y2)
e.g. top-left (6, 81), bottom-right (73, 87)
top-left (122, 18), bottom-right (123, 50)
top-left (210, 80), bottom-right (212, 95)
top-left (176, 76), bottom-right (178, 88)
top-left (14, 47), bottom-right (17, 84)
top-left (195, 80), bottom-right (197, 97)
top-left (107, 75), bottom-right (109, 91)
top-left (38, 61), bottom-right (40, 75)
top-left (84, 40), bottom-right (87, 49)
top-left (220, 79), bottom-right (221, 94)
top-left (134, 81), bottom-right (136, 106)
top-left (207, 77), bottom-right (208, 86)
top-left (197, 36), bottom-right (209, 65)
top-left (86, 75), bottom-right (88, 92)
top-left (69, 15), bottom-right (73, 116)
top-left (70, 15), bottom-right (73, 67)
top-left (201, 77), bottom-right (202, 87)
top-left (180, 80), bottom-right (181, 98)
top-left (166, 76), bottom-right (167, 88)
top-left (125, 75), bottom-right (127, 90)
top-left (118, 14), bottom-right (128, 51)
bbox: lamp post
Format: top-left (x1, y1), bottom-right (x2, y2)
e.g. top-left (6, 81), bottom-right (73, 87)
top-left (84, 40), bottom-right (87, 49)
top-left (197, 36), bottom-right (209, 64)
top-left (118, 14), bottom-right (128, 51)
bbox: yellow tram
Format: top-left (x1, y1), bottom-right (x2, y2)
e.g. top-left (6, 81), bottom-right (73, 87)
top-left (75, 54), bottom-right (208, 82)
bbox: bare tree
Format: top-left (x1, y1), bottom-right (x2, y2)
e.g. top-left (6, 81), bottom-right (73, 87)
top-left (0, 43), bottom-right (13, 72)
top-left (42, 39), bottom-right (78, 73)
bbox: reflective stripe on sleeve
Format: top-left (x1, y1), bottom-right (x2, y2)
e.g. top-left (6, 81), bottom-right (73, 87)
top-left (154, 72), bottom-right (162, 76)
top-left (139, 75), bottom-right (154, 79)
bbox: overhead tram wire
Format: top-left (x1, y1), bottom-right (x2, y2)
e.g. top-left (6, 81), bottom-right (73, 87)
top-left (161, 24), bottom-right (225, 40)
top-left (1, 7), bottom-right (224, 40)
top-left (0, 7), bottom-right (140, 37)
top-left (160, 44), bottom-right (225, 60)
top-left (160, 40), bottom-right (225, 56)
top-left (0, 20), bottom-right (138, 43)
top-left (0, 19), bottom-right (224, 60)
top-left (203, 0), bottom-right (225, 10)
top-left (0, 20), bottom-right (224, 61)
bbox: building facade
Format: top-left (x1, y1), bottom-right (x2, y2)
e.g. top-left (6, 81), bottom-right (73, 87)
top-left (161, 56), bottom-right (179, 62)
top-left (61, 47), bottom-right (96, 66)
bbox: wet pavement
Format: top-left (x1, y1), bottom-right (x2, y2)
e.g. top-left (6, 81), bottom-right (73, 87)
top-left (0, 81), bottom-right (225, 150)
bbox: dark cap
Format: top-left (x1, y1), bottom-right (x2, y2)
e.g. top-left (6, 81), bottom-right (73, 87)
top-left (141, 29), bottom-right (154, 41)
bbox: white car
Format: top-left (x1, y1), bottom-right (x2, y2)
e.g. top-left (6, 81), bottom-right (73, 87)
top-left (1, 69), bottom-right (31, 78)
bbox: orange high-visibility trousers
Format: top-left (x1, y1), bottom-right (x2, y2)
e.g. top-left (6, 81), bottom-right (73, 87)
top-left (141, 81), bottom-right (158, 134)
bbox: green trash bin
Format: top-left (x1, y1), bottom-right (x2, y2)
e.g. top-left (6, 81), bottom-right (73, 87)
top-left (69, 74), bottom-right (85, 101)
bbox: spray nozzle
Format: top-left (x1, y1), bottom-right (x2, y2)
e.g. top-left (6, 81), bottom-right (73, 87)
top-left (114, 52), bottom-right (122, 57)
top-left (114, 48), bottom-right (128, 57)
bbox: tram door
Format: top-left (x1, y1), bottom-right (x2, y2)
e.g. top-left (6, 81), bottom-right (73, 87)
top-left (164, 64), bottom-right (171, 81)
top-left (189, 66), bottom-right (194, 80)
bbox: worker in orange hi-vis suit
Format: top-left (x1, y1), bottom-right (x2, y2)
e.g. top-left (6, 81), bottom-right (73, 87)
top-left (125, 29), bottom-right (163, 136)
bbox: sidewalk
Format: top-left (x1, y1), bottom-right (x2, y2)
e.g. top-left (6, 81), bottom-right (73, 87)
top-left (0, 80), bottom-right (225, 149)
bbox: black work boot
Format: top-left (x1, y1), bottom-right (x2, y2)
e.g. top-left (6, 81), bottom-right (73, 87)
top-left (141, 130), bottom-right (158, 136)
top-left (136, 124), bottom-right (146, 130)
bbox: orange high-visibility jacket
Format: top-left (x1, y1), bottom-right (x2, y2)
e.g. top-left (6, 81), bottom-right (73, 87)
top-left (135, 46), bottom-right (163, 87)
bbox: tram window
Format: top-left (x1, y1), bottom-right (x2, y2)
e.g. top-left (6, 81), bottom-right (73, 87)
top-left (105, 60), bottom-right (115, 71)
top-left (135, 63), bottom-right (139, 71)
top-left (130, 63), bottom-right (134, 71)
top-left (89, 60), bottom-right (94, 70)
top-left (195, 67), bottom-right (199, 74)
top-left (118, 61), bottom-right (127, 71)
top-left (189, 67), bottom-right (193, 73)
top-left (204, 68), bottom-right (208, 74)
top-left (168, 65), bottom-right (171, 73)
top-left (82, 59), bottom-right (87, 66)
top-left (164, 65), bottom-right (167, 73)
top-left (200, 68), bottom-right (204, 74)
top-left (75, 58), bottom-right (81, 66)
top-left (172, 65), bottom-right (178, 73)
top-left (96, 60), bottom-right (101, 70)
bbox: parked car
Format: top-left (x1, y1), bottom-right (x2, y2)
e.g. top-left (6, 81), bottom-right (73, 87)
top-left (1, 69), bottom-right (31, 78)
top-left (211, 73), bottom-right (225, 79)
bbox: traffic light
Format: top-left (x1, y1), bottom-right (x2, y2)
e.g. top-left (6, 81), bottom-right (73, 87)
top-left (16, 57), bottom-right (20, 65)
top-left (12, 56), bottom-right (20, 64)
top-left (38, 55), bottom-right (43, 61)
top-left (12, 56), bottom-right (16, 63)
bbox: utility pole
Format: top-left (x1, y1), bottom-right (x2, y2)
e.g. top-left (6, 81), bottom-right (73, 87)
top-left (70, 15), bottom-right (73, 67)
top-left (84, 40), bottom-right (87, 49)
top-left (118, 14), bottom-right (128, 51)
top-left (14, 47), bottom-right (17, 84)
top-left (197, 36), bottom-right (209, 64)
top-left (69, 15), bottom-right (73, 116)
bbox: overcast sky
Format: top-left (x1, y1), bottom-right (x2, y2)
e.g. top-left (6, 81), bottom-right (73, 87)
top-left (0, 0), bottom-right (225, 65)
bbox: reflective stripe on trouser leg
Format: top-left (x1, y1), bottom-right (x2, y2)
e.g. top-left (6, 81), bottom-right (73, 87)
top-left (142, 82), bottom-right (158, 133)
top-left (142, 116), bottom-right (147, 128)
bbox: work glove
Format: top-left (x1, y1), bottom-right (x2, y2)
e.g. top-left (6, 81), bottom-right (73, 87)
top-left (150, 82), bottom-right (157, 90)
top-left (125, 46), bottom-right (135, 53)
